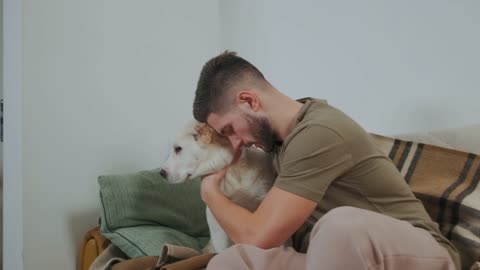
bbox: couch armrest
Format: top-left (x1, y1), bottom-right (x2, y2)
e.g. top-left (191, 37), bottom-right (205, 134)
top-left (78, 226), bottom-right (110, 270)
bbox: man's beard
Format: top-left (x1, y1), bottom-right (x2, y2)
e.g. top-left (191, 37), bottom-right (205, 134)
top-left (245, 114), bottom-right (280, 152)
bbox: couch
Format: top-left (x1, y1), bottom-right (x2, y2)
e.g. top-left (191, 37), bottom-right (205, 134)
top-left (79, 125), bottom-right (480, 270)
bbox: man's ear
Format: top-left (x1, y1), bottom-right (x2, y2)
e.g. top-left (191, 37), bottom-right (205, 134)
top-left (236, 91), bottom-right (260, 112)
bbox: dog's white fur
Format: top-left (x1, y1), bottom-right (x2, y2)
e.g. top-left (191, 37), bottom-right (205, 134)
top-left (161, 120), bottom-right (276, 253)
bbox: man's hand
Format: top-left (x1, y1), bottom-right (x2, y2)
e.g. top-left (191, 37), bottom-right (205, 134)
top-left (201, 148), bottom-right (242, 202)
top-left (200, 167), bottom-right (228, 202)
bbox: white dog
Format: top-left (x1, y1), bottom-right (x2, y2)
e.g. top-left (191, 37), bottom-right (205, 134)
top-left (160, 120), bottom-right (276, 253)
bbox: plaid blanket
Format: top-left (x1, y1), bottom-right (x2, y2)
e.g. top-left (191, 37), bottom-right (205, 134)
top-left (372, 134), bottom-right (480, 269)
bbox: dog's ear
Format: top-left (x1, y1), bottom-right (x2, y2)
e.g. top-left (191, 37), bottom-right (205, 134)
top-left (194, 124), bottom-right (213, 145)
top-left (194, 123), bottom-right (230, 146)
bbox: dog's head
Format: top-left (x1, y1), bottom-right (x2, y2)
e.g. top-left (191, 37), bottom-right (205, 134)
top-left (160, 120), bottom-right (234, 184)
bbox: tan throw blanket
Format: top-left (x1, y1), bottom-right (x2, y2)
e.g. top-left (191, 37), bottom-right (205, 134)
top-left (372, 134), bottom-right (480, 269)
top-left (90, 243), bottom-right (216, 270)
top-left (108, 253), bottom-right (215, 270)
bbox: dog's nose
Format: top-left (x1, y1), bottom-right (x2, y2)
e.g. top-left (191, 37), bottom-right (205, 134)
top-left (159, 169), bottom-right (168, 178)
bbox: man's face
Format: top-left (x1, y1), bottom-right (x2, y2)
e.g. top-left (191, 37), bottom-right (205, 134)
top-left (207, 109), bottom-right (278, 152)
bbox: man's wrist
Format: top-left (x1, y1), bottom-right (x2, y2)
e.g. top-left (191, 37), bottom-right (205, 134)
top-left (201, 182), bottom-right (223, 203)
top-left (206, 186), bottom-right (224, 204)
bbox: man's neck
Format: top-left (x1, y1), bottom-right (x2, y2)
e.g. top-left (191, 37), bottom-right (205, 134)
top-left (263, 91), bottom-right (304, 141)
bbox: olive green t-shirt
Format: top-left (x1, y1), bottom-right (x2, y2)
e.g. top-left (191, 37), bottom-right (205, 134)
top-left (272, 98), bottom-right (461, 269)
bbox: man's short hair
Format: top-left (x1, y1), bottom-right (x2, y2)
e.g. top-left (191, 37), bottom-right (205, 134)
top-left (193, 51), bottom-right (265, 123)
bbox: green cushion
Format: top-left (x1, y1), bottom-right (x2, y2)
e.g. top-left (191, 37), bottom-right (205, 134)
top-left (98, 169), bottom-right (210, 258)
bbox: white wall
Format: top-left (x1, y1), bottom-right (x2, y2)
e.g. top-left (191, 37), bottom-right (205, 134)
top-left (220, 0), bottom-right (480, 135)
top-left (22, 1), bottom-right (220, 269)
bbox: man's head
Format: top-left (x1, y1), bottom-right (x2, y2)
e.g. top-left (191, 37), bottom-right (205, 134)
top-left (193, 51), bottom-right (280, 152)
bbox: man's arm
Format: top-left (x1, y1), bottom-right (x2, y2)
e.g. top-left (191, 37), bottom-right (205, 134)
top-left (201, 125), bottom-right (351, 248)
top-left (201, 176), bottom-right (317, 249)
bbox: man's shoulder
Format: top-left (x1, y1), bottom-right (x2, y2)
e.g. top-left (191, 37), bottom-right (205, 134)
top-left (300, 98), bottom-right (369, 139)
top-left (279, 98), bottom-right (372, 158)
top-left (281, 125), bottom-right (346, 160)
top-left (298, 103), bottom-right (355, 136)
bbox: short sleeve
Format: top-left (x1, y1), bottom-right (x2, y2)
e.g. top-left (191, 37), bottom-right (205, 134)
top-left (274, 125), bottom-right (353, 204)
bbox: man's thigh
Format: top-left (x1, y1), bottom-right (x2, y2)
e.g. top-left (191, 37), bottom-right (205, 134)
top-left (307, 206), bottom-right (456, 270)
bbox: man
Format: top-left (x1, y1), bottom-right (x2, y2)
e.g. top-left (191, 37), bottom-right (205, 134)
top-left (193, 51), bottom-right (460, 270)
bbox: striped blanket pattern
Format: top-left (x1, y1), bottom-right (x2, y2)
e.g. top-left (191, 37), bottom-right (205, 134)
top-left (372, 134), bottom-right (480, 269)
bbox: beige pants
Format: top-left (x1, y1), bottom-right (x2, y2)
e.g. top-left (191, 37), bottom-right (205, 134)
top-left (207, 206), bottom-right (456, 270)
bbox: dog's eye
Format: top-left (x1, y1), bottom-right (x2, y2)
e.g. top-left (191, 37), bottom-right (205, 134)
top-left (174, 146), bottom-right (182, 154)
